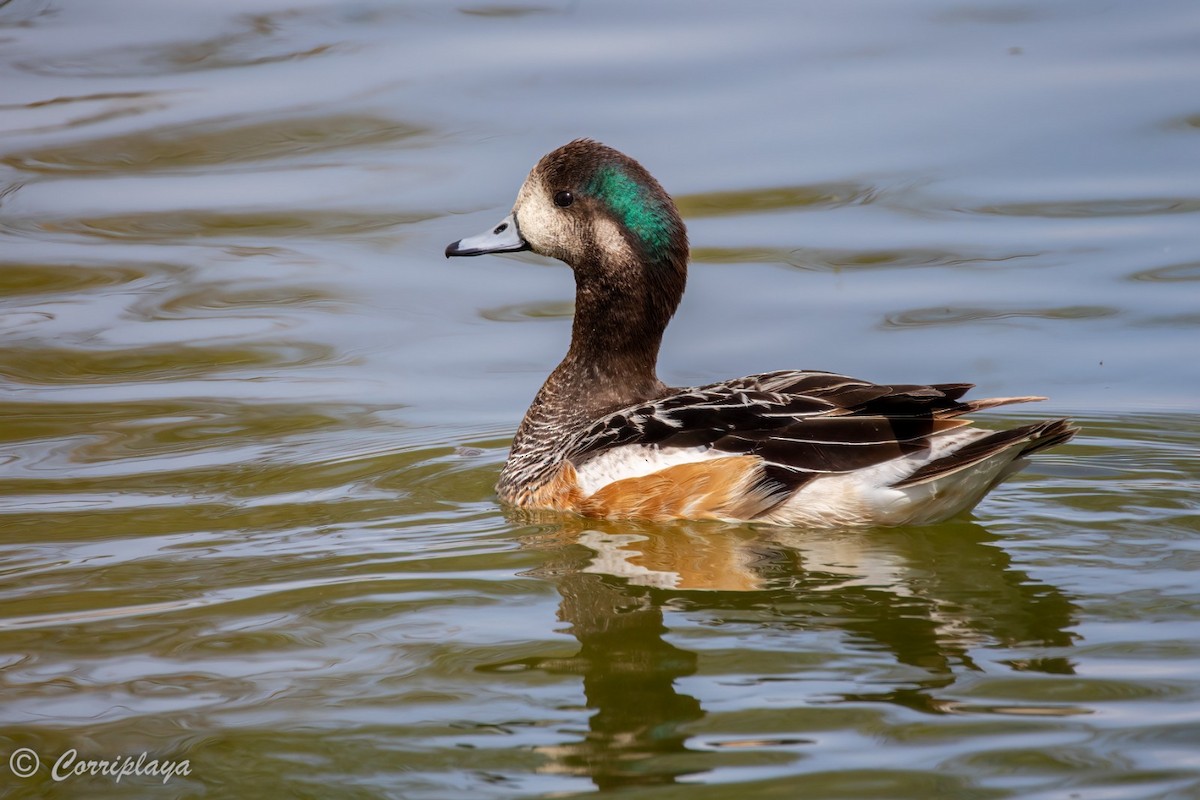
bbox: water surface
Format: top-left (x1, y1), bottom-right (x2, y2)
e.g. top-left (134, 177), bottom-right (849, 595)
top-left (1, 1), bottom-right (1199, 798)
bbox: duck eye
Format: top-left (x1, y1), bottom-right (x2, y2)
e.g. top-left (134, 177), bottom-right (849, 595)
top-left (553, 190), bottom-right (574, 208)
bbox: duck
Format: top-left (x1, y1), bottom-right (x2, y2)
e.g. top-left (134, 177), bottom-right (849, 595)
top-left (445, 139), bottom-right (1076, 527)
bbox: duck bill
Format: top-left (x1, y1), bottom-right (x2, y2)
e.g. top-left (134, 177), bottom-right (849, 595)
top-left (445, 213), bottom-right (529, 257)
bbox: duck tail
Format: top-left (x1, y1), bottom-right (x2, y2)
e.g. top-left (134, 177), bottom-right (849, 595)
top-left (891, 418), bottom-right (1078, 489)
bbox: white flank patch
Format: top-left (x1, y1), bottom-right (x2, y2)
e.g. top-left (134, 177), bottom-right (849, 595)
top-left (762, 429), bottom-right (1026, 527)
top-left (575, 428), bottom-right (1037, 526)
top-left (574, 444), bottom-right (731, 497)
top-left (513, 176), bottom-right (559, 244)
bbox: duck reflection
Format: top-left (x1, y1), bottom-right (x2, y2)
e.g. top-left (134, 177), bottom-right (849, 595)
top-left (527, 568), bottom-right (704, 789)
top-left (493, 515), bottom-right (1076, 789)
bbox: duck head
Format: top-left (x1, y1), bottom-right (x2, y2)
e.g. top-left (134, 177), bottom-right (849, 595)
top-left (446, 140), bottom-right (690, 402)
top-left (446, 139), bottom-right (688, 293)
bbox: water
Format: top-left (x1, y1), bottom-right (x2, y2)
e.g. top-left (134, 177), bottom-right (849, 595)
top-left (1, 1), bottom-right (1198, 797)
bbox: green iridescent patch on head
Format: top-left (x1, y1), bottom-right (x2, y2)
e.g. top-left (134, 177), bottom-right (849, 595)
top-left (585, 165), bottom-right (672, 254)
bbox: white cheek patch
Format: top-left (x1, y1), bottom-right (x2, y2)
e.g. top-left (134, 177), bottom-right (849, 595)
top-left (514, 176), bottom-right (571, 257)
top-left (591, 214), bottom-right (635, 263)
top-left (513, 175), bottom-right (636, 265)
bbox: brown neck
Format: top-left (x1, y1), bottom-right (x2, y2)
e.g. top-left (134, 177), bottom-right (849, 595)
top-left (505, 248), bottom-right (686, 480)
top-left (499, 226), bottom-right (688, 499)
top-left (554, 249), bottom-right (685, 415)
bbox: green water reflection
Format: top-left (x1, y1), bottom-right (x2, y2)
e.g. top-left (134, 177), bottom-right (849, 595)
top-left (485, 517), bottom-right (1078, 791)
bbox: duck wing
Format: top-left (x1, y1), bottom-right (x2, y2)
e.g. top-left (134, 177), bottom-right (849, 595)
top-left (567, 370), bottom-right (1053, 496)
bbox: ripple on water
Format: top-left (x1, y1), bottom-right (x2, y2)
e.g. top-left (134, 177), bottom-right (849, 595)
top-left (1138, 312), bottom-right (1200, 327)
top-left (478, 300), bottom-right (574, 322)
top-left (961, 675), bottom-right (1191, 705)
top-left (946, 745), bottom-right (1131, 786)
top-left (1127, 260), bottom-right (1200, 283)
top-left (691, 245), bottom-right (1037, 272)
top-left (139, 281), bottom-right (343, 320)
top-left (0, 255), bottom-right (350, 369)
top-left (967, 197), bottom-right (1200, 218)
top-left (0, 260), bottom-right (154, 294)
top-left (459, 6), bottom-right (562, 18)
top-left (2, 115), bottom-right (429, 174)
top-left (6, 209), bottom-right (429, 242)
top-left (0, 341), bottom-right (340, 385)
top-left (12, 8), bottom-right (350, 78)
top-left (0, 90), bottom-right (157, 113)
top-left (676, 181), bottom-right (879, 218)
top-left (882, 305), bottom-right (1119, 328)
top-left (1170, 112), bottom-right (1200, 132)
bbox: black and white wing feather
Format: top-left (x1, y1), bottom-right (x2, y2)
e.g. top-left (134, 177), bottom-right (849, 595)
top-left (567, 370), bottom-right (1063, 496)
